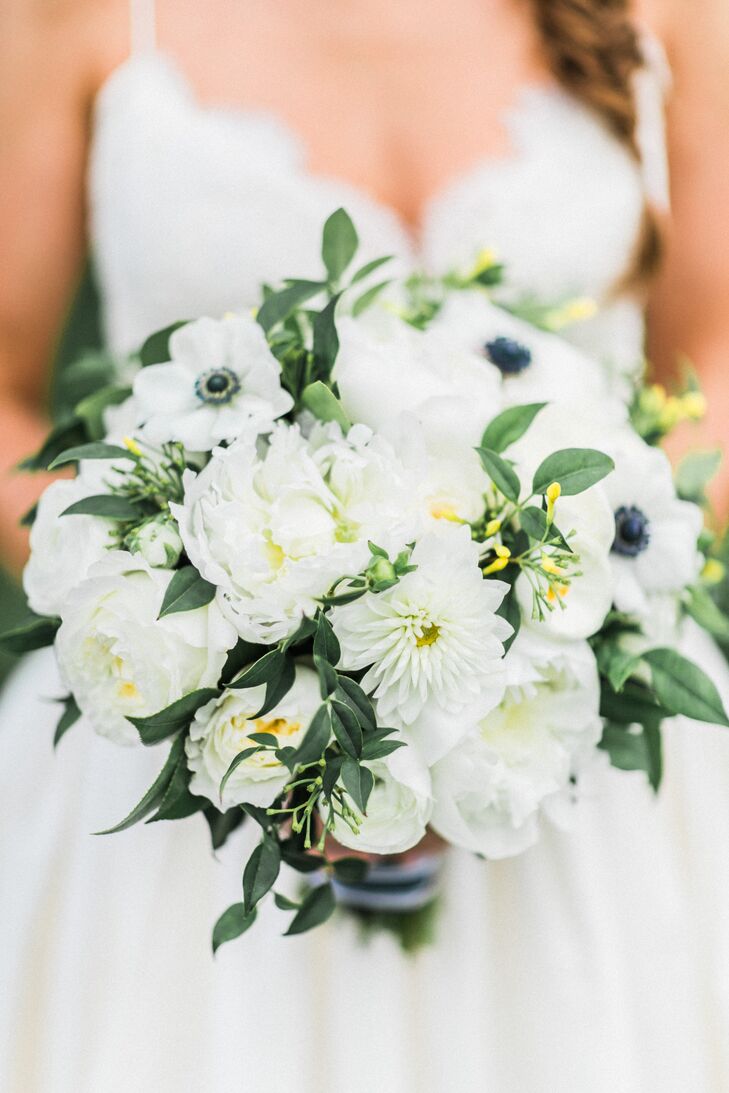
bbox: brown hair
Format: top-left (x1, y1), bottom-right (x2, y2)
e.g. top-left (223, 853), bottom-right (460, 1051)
top-left (530, 0), bottom-right (663, 289)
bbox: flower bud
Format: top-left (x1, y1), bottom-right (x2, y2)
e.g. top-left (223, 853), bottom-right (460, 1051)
top-left (367, 556), bottom-right (398, 589)
top-left (129, 516), bottom-right (183, 568)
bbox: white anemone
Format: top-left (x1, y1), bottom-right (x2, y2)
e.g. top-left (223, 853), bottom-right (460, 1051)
top-left (133, 314), bottom-right (293, 451)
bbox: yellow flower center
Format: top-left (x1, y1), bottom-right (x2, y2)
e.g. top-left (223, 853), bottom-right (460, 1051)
top-left (416, 623), bottom-right (440, 647)
top-left (429, 500), bottom-right (463, 523)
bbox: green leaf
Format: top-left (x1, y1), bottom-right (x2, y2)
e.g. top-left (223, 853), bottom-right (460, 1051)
top-left (644, 648), bottom-right (729, 726)
top-left (684, 585), bottom-right (729, 642)
top-left (532, 448), bottom-right (614, 497)
top-left (279, 837), bottom-right (325, 874)
top-left (18, 417), bottom-right (87, 472)
top-left (599, 682), bottom-right (668, 726)
top-left (274, 892), bottom-right (301, 911)
top-left (480, 403), bottom-right (546, 454)
top-left (129, 688), bottom-right (219, 745)
top-left (334, 675), bottom-right (376, 729)
top-left (212, 903), bottom-right (257, 953)
top-left (352, 279), bottom-right (392, 318)
top-left (596, 642), bottom-right (641, 693)
top-left (257, 281), bottom-right (326, 334)
top-left (60, 494), bottom-right (142, 520)
top-left (598, 724), bottom-right (652, 775)
top-left (321, 753), bottom-right (345, 797)
top-left (496, 589), bottom-right (520, 655)
top-left (341, 757), bottom-right (374, 813)
top-left (243, 835), bottom-right (281, 914)
top-left (322, 208), bottom-right (359, 282)
top-left (315, 654), bottom-right (338, 698)
top-left (74, 385), bottom-right (132, 441)
top-left (291, 704), bottom-right (331, 767)
top-left (203, 805), bottom-right (246, 850)
top-left (250, 657), bottom-right (296, 719)
top-left (312, 294), bottom-right (342, 373)
top-left (96, 734), bottom-right (185, 834)
top-left (301, 381), bottom-right (351, 431)
top-left (0, 612), bottom-right (60, 655)
top-left (285, 882), bottom-right (336, 936)
top-left (644, 720), bottom-right (663, 792)
top-left (229, 648), bottom-right (285, 690)
top-left (349, 254), bottom-right (393, 285)
top-left (476, 448), bottom-right (521, 503)
top-left (147, 747), bottom-right (204, 822)
top-left (48, 442), bottom-right (136, 470)
top-left (53, 695), bottom-right (81, 747)
top-left (360, 736), bottom-right (405, 760)
top-left (330, 700), bottom-right (363, 757)
top-left (519, 505), bottom-right (548, 541)
top-left (675, 449), bottom-right (722, 504)
top-left (281, 616), bottom-right (317, 653)
top-left (219, 747), bottom-right (264, 798)
top-left (158, 567), bottom-right (216, 618)
top-left (139, 321), bottom-right (189, 367)
top-left (313, 613), bottom-right (341, 664)
top-left (331, 857), bottom-right (369, 883)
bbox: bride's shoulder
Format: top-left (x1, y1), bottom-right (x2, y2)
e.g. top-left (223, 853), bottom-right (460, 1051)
top-left (0, 0), bottom-right (128, 101)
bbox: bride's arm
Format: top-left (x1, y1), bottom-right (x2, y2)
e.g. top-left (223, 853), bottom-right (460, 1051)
top-left (0, 3), bottom-right (121, 575)
top-left (644, 1), bottom-right (729, 517)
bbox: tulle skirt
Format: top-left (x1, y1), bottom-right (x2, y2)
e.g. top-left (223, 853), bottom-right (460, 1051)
top-left (2, 624), bottom-right (729, 1092)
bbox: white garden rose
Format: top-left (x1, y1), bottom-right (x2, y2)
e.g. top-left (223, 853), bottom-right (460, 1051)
top-left (332, 524), bottom-right (510, 762)
top-left (430, 290), bottom-right (617, 414)
top-left (603, 429), bottom-right (703, 633)
top-left (173, 421), bottom-right (424, 643)
top-left (23, 478), bottom-right (114, 617)
top-left (186, 665), bottom-right (321, 809)
top-left (133, 314), bottom-right (293, 451)
top-left (55, 552), bottom-right (236, 745)
top-left (325, 744), bottom-right (433, 856)
top-left (334, 308), bottom-right (503, 446)
top-left (430, 629), bottom-right (602, 859)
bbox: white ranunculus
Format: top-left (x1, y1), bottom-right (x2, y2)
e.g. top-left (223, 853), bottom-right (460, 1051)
top-left (509, 403), bottom-right (616, 641)
top-left (133, 314), bottom-right (293, 451)
top-left (55, 552), bottom-right (236, 744)
top-left (173, 421), bottom-right (424, 644)
top-left (604, 429), bottom-right (703, 631)
top-left (334, 309), bottom-right (503, 447)
top-left (186, 665), bottom-right (321, 809)
top-left (325, 743), bottom-right (433, 856)
top-left (332, 524), bottom-right (510, 762)
top-left (430, 629), bottom-right (602, 859)
top-left (23, 478), bottom-right (114, 617)
top-left (430, 290), bottom-right (618, 415)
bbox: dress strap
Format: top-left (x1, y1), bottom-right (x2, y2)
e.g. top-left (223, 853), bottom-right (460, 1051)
top-left (130, 0), bottom-right (157, 55)
top-left (635, 30), bottom-right (672, 211)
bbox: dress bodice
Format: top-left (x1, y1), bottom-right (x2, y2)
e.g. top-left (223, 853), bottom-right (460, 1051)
top-left (87, 21), bottom-right (670, 367)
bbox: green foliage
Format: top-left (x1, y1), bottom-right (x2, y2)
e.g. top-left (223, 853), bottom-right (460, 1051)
top-left (643, 648), bottom-right (729, 726)
top-left (129, 688), bottom-right (220, 745)
top-left (158, 568), bottom-right (216, 618)
top-left (300, 381), bottom-right (351, 431)
top-left (48, 442), bottom-right (135, 470)
top-left (675, 449), bottom-right (722, 506)
top-left (95, 734), bottom-right (188, 834)
top-left (139, 321), bottom-right (189, 366)
top-left (243, 835), bottom-right (282, 914)
top-left (284, 882), bottom-right (336, 936)
top-left (0, 611), bottom-right (60, 655)
top-left (61, 494), bottom-right (142, 520)
top-left (53, 695), bottom-right (81, 747)
top-left (476, 448), bottom-right (521, 503)
top-left (480, 403), bottom-right (546, 454)
top-left (322, 208), bottom-right (359, 283)
top-left (212, 903), bottom-right (257, 953)
top-left (532, 448), bottom-right (614, 497)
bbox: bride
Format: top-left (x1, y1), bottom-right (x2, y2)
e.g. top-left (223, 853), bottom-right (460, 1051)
top-left (2, 1), bottom-right (729, 1089)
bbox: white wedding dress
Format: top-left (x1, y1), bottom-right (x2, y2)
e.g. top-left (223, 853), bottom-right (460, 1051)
top-left (2, 5), bottom-right (729, 1091)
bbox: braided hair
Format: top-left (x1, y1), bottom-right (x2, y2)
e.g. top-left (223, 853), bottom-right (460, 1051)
top-left (530, 0), bottom-right (663, 287)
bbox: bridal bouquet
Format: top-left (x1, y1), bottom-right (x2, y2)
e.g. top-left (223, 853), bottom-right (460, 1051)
top-left (7, 210), bottom-right (727, 949)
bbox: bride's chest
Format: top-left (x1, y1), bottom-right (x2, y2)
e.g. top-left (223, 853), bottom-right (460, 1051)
top-left (88, 55), bottom-right (649, 355)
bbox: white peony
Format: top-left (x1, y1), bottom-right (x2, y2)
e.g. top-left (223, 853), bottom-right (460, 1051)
top-left (604, 430), bottom-right (703, 630)
top-left (430, 290), bottom-right (617, 414)
top-left (55, 552), bottom-right (236, 744)
top-left (509, 403), bottom-right (616, 641)
top-left (325, 743), bottom-right (433, 856)
top-left (186, 665), bottom-right (321, 809)
top-left (23, 478), bottom-right (114, 617)
top-left (133, 314), bottom-right (293, 451)
top-left (332, 524), bottom-right (511, 762)
top-left (173, 421), bottom-right (424, 644)
top-left (334, 309), bottom-right (503, 447)
top-left (430, 629), bottom-right (602, 859)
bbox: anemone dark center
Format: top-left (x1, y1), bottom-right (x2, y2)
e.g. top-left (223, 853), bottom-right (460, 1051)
top-left (483, 336), bottom-right (532, 375)
top-left (612, 505), bottom-right (651, 557)
top-left (194, 367), bottom-right (241, 405)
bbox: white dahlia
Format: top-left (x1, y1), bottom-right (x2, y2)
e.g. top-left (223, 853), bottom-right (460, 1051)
top-left (332, 524), bottom-right (511, 762)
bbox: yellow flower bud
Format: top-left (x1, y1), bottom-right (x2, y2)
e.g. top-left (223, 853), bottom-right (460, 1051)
top-left (547, 297), bottom-right (597, 330)
top-left (540, 553), bottom-right (563, 577)
top-left (123, 436), bottom-right (141, 456)
top-left (483, 556), bottom-right (510, 575)
top-left (471, 247), bottom-right (499, 276)
top-left (702, 558), bottom-right (725, 585)
top-left (485, 518), bottom-right (502, 537)
top-left (681, 391), bottom-right (707, 421)
top-left (494, 544), bottom-right (511, 559)
top-left (546, 481), bottom-right (561, 522)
